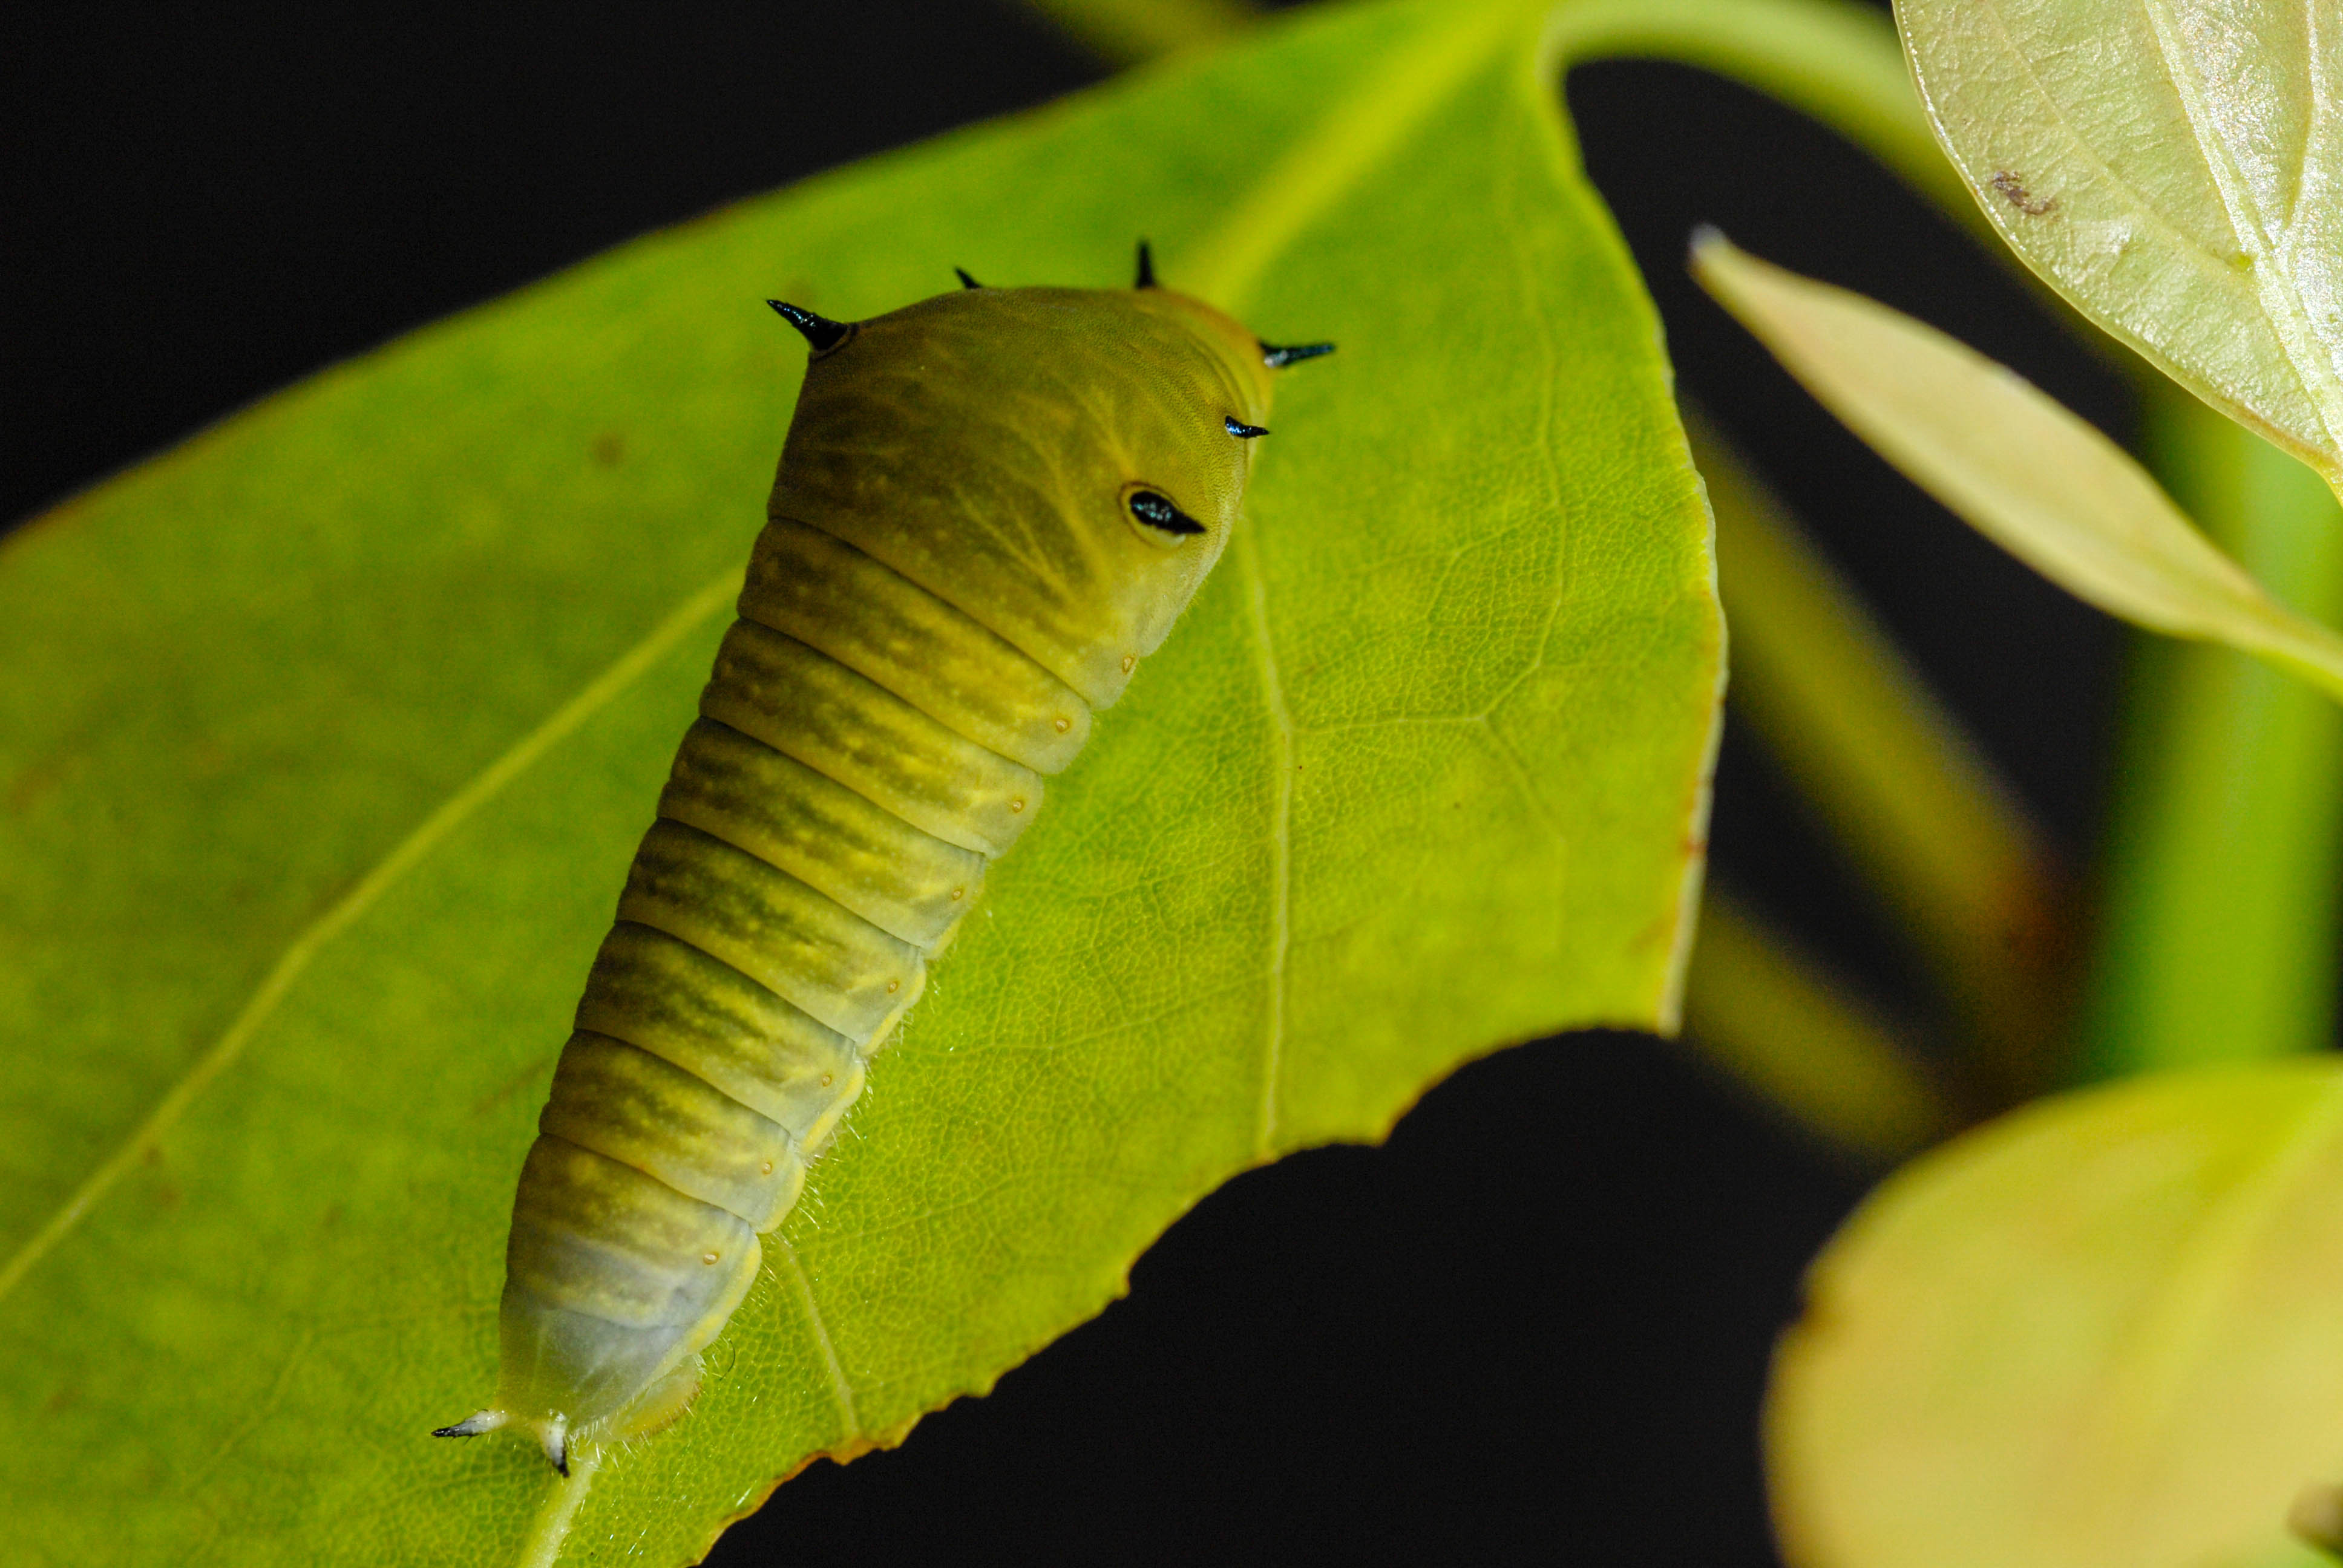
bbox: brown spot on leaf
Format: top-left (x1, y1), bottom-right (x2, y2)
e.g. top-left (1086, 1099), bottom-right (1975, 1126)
top-left (590, 432), bottom-right (626, 467)
top-left (1990, 171), bottom-right (2057, 217)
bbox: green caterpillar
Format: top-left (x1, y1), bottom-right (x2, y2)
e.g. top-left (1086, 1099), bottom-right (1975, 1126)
top-left (436, 246), bottom-right (1331, 1473)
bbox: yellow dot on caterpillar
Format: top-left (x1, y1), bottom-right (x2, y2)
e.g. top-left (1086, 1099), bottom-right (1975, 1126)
top-left (1009, 798), bottom-right (1026, 812)
top-left (700, 1251), bottom-right (720, 1266)
top-left (759, 1160), bottom-right (774, 1175)
top-left (886, 979), bottom-right (900, 993)
top-left (1121, 654), bottom-right (1136, 673)
top-left (820, 1073), bottom-right (833, 1086)
top-left (1053, 717), bottom-right (1070, 733)
top-left (950, 887), bottom-right (965, 900)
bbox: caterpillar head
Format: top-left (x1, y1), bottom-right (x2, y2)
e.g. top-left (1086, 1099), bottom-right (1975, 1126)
top-left (767, 256), bottom-right (1331, 708)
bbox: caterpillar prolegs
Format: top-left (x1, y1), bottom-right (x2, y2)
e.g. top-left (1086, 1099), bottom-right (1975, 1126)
top-left (437, 247), bottom-right (1331, 1472)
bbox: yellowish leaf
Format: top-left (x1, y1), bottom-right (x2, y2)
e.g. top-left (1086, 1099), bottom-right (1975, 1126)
top-left (1900, 0), bottom-right (2343, 490)
top-left (1692, 232), bottom-right (2343, 704)
top-left (1770, 1059), bottom-right (2343, 1568)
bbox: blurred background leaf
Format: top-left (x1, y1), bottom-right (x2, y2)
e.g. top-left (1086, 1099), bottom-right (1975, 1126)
top-left (1771, 1059), bottom-right (2343, 1568)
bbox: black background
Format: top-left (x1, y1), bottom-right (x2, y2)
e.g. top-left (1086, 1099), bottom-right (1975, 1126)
top-left (4, 2), bottom-right (2129, 1563)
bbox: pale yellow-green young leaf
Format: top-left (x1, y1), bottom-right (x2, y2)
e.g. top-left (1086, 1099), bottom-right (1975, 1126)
top-left (1769, 1058), bottom-right (2343, 1568)
top-left (1691, 232), bottom-right (2343, 705)
top-left (1898, 0), bottom-right (2343, 491)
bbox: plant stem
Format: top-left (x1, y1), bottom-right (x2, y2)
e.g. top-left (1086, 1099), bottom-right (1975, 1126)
top-left (2080, 385), bottom-right (2343, 1074)
top-left (1690, 409), bottom-right (2072, 1102)
top-left (1033, 0), bottom-right (1966, 234)
top-left (1541, 0), bottom-right (1974, 229)
top-left (513, 1443), bottom-right (603, 1568)
top-left (1680, 888), bottom-right (1954, 1165)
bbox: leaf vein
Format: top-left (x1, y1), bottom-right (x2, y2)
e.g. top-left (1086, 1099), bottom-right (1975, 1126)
top-left (772, 1232), bottom-right (862, 1439)
top-left (1234, 529), bottom-right (1293, 1158)
top-left (2135, 0), bottom-right (2343, 454)
top-left (1969, 0), bottom-right (2261, 291)
top-left (0, 570), bottom-right (743, 1311)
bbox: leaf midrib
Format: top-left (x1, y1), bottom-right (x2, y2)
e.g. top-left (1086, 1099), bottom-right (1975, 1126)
top-left (1964, 0), bottom-right (2343, 466)
top-left (1236, 528), bottom-right (1294, 1155)
top-left (2065, 1073), bottom-right (2343, 1555)
top-left (1181, 0), bottom-right (1541, 1159)
top-left (2134, 0), bottom-right (2343, 465)
top-left (1966, 0), bottom-right (2246, 293)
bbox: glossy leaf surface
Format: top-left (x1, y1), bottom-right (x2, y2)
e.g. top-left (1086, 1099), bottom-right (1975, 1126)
top-left (1694, 234), bottom-right (2343, 704)
top-left (0, 0), bottom-right (1721, 1561)
top-left (1899, 0), bottom-right (2343, 486)
top-left (1771, 1059), bottom-right (2343, 1568)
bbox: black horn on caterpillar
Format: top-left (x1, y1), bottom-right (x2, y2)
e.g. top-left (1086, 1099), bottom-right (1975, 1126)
top-left (1260, 339), bottom-right (1337, 368)
top-left (767, 299), bottom-right (854, 353)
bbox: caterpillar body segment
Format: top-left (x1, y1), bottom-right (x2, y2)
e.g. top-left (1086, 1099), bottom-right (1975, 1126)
top-left (439, 255), bottom-right (1328, 1471)
top-left (770, 285), bottom-right (1277, 705)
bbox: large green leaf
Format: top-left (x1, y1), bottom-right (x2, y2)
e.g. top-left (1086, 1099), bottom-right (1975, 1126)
top-left (0, 0), bottom-right (1721, 1561)
top-left (1769, 1059), bottom-right (2343, 1568)
top-left (1898, 0), bottom-right (2343, 487)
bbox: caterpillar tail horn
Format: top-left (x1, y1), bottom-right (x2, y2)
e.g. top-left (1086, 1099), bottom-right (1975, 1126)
top-left (431, 1410), bottom-right (506, 1439)
top-left (545, 1419), bottom-right (572, 1477)
top-left (430, 1406), bottom-right (573, 1475)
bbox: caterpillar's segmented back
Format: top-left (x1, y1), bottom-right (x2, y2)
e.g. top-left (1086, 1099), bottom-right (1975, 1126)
top-left (436, 250), bottom-right (1329, 1472)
